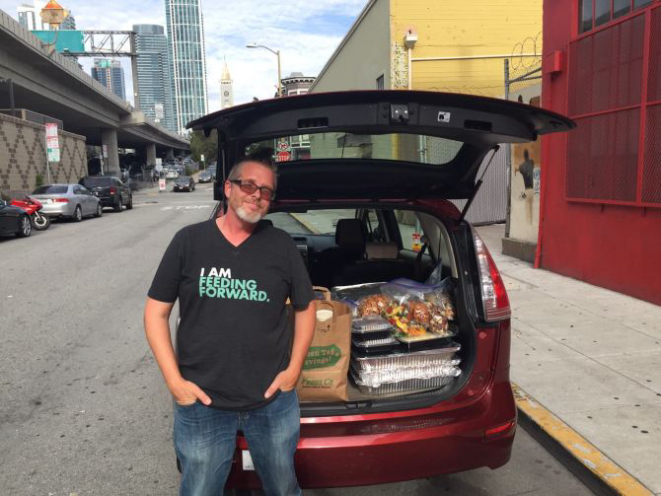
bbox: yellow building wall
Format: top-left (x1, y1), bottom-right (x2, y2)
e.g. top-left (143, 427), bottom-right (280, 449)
top-left (390, 0), bottom-right (542, 97)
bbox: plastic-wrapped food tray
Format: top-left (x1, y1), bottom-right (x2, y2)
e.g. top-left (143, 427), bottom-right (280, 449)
top-left (350, 367), bottom-right (460, 396)
top-left (350, 360), bottom-right (461, 388)
top-left (351, 344), bottom-right (461, 372)
top-left (352, 316), bottom-right (394, 340)
top-left (351, 336), bottom-right (398, 355)
top-left (331, 282), bottom-right (387, 302)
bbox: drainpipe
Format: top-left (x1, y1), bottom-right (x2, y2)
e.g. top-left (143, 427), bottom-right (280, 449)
top-left (404, 30), bottom-right (418, 90)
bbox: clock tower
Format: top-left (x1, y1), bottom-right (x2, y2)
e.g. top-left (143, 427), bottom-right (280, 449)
top-left (220, 60), bottom-right (234, 109)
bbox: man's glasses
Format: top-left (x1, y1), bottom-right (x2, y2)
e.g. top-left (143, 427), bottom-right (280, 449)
top-left (229, 180), bottom-right (275, 201)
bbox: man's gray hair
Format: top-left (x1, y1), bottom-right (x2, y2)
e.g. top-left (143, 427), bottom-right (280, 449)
top-left (227, 150), bottom-right (278, 190)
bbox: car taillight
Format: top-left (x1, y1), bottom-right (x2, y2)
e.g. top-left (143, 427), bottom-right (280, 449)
top-left (473, 231), bottom-right (511, 321)
top-left (54, 198), bottom-right (69, 203)
top-left (110, 188), bottom-right (116, 195)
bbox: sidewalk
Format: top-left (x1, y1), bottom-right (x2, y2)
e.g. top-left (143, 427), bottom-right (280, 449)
top-left (476, 224), bottom-right (661, 495)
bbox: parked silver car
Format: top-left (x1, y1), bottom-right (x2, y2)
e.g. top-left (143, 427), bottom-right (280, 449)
top-left (31, 184), bottom-right (103, 222)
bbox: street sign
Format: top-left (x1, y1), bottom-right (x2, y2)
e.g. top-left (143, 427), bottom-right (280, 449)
top-left (159, 178), bottom-right (166, 192)
top-left (277, 140), bottom-right (290, 152)
top-left (200, 154), bottom-right (205, 162)
top-left (45, 123), bottom-right (60, 162)
top-left (102, 145), bottom-right (108, 159)
top-left (276, 151), bottom-right (291, 162)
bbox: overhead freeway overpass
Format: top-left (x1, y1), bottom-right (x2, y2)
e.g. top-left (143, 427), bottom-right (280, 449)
top-left (0, 9), bottom-right (189, 174)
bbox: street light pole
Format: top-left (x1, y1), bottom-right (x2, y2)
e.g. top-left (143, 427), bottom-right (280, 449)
top-left (246, 43), bottom-right (282, 97)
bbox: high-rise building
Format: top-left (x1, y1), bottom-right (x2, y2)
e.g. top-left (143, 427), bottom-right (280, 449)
top-left (133, 24), bottom-right (177, 133)
top-left (91, 59), bottom-right (126, 101)
top-left (17, 1), bottom-right (44, 30)
top-left (220, 60), bottom-right (233, 109)
top-left (60, 10), bottom-right (75, 30)
top-left (165, 0), bottom-right (209, 134)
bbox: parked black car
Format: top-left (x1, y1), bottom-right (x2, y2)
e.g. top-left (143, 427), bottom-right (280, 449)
top-left (0, 199), bottom-right (32, 237)
top-left (198, 170), bottom-right (213, 183)
top-left (79, 176), bottom-right (133, 212)
top-left (173, 175), bottom-right (195, 192)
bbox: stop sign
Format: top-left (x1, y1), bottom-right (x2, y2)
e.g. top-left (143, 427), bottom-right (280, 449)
top-left (276, 151), bottom-right (291, 162)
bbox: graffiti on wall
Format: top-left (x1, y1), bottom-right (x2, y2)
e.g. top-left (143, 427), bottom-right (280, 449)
top-left (509, 91), bottom-right (542, 243)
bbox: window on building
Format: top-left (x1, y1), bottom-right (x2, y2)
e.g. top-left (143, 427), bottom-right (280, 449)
top-left (376, 74), bottom-right (385, 90)
top-left (595, 0), bottom-right (611, 26)
top-left (634, 0), bottom-right (652, 9)
top-left (580, 0), bottom-right (654, 33)
top-left (613, 0), bottom-right (631, 18)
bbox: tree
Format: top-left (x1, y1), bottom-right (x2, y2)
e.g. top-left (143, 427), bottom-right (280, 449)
top-left (190, 130), bottom-right (217, 165)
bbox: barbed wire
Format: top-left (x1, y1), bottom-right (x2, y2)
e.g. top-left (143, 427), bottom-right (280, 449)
top-left (510, 31), bottom-right (542, 71)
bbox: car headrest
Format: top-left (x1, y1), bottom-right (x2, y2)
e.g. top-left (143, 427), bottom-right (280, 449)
top-left (365, 242), bottom-right (399, 260)
top-left (335, 219), bottom-right (365, 252)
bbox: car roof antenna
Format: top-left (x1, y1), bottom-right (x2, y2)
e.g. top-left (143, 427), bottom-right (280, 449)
top-left (458, 145), bottom-right (500, 224)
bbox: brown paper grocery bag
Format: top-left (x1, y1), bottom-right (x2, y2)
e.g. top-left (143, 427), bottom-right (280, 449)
top-left (297, 287), bottom-right (352, 401)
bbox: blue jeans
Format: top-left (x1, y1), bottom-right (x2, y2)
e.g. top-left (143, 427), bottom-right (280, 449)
top-left (173, 389), bottom-right (301, 496)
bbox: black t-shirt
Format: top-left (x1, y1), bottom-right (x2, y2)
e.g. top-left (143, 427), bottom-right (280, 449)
top-left (148, 219), bottom-right (314, 410)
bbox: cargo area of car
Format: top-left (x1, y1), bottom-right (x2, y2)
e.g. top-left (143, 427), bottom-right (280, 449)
top-left (266, 205), bottom-right (478, 414)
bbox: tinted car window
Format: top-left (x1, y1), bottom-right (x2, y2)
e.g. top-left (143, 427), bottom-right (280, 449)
top-left (248, 132), bottom-right (463, 165)
top-left (33, 185), bottom-right (68, 194)
top-left (82, 177), bottom-right (113, 188)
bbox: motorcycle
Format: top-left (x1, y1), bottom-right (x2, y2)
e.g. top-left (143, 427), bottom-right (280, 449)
top-left (10, 196), bottom-right (51, 231)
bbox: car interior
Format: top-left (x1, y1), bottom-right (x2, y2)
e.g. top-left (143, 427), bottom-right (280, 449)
top-left (265, 207), bottom-right (457, 290)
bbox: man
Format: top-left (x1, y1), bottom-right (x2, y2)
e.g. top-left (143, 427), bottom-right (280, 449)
top-left (144, 156), bottom-right (316, 496)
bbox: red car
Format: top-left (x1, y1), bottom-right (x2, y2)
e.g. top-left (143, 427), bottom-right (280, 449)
top-left (187, 90), bottom-right (575, 490)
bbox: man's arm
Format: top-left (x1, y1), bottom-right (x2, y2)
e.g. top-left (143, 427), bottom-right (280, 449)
top-left (264, 302), bottom-right (316, 398)
top-left (144, 297), bottom-right (211, 405)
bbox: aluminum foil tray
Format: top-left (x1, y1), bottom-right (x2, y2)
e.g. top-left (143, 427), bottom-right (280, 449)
top-left (350, 368), bottom-right (460, 396)
top-left (351, 360), bottom-right (461, 388)
top-left (351, 343), bottom-right (460, 372)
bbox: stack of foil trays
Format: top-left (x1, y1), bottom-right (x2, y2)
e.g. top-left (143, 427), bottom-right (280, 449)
top-left (350, 344), bottom-right (461, 396)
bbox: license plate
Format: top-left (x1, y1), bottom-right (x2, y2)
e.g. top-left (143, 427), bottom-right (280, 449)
top-left (241, 450), bottom-right (255, 471)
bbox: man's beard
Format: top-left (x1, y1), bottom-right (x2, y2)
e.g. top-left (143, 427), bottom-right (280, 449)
top-left (235, 202), bottom-right (264, 224)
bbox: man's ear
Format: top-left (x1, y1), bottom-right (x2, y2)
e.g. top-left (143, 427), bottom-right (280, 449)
top-left (224, 180), bottom-right (232, 199)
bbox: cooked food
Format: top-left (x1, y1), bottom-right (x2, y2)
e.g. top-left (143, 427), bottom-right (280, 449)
top-left (408, 300), bottom-right (431, 324)
top-left (358, 294), bottom-right (393, 316)
top-left (425, 291), bottom-right (456, 321)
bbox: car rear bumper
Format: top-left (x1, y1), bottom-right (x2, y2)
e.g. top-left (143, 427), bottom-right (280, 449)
top-left (92, 195), bottom-right (119, 207)
top-left (40, 203), bottom-right (74, 217)
top-left (226, 380), bottom-right (516, 489)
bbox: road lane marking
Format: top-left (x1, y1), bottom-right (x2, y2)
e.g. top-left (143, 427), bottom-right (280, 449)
top-left (161, 205), bottom-right (211, 211)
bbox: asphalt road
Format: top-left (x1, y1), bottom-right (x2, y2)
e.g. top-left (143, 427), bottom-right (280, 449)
top-left (0, 186), bottom-right (592, 495)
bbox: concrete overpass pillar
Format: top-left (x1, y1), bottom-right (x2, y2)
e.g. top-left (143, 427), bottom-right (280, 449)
top-left (166, 148), bottom-right (175, 161)
top-left (101, 129), bottom-right (120, 175)
top-left (146, 143), bottom-right (157, 167)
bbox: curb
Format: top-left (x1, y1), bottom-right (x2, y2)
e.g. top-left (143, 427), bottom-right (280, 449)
top-left (513, 383), bottom-right (653, 496)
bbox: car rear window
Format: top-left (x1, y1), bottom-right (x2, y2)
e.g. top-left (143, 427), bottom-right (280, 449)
top-left (33, 185), bottom-right (68, 194)
top-left (247, 132), bottom-right (463, 165)
top-left (81, 177), bottom-right (113, 187)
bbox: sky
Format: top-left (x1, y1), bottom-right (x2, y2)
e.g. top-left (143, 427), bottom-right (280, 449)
top-left (0, 0), bottom-right (367, 110)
